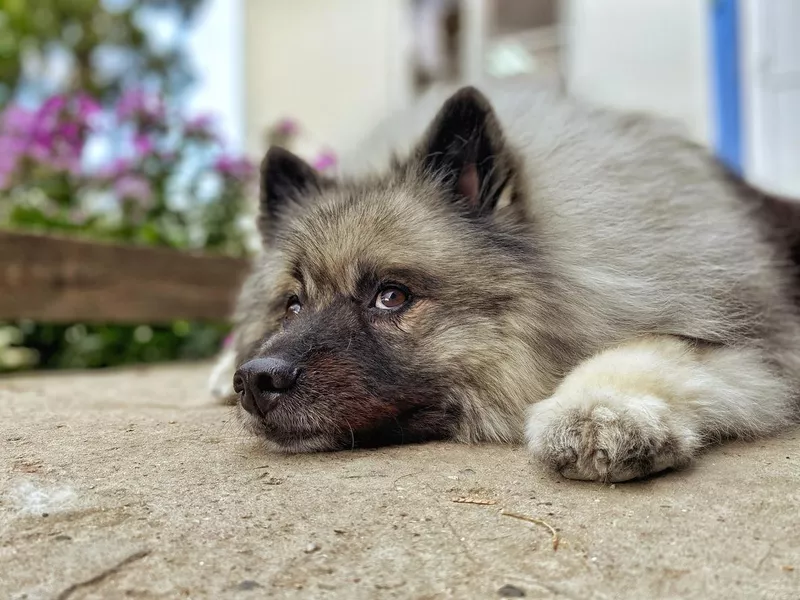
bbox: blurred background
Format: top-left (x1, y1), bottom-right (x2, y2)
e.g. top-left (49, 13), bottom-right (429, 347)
top-left (0, 0), bottom-right (798, 373)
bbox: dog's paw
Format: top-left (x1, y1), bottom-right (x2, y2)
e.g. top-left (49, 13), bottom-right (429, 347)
top-left (208, 348), bottom-right (239, 404)
top-left (525, 390), bottom-right (700, 482)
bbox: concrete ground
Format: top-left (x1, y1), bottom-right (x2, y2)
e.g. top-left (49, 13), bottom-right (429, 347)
top-left (1, 363), bottom-right (798, 600)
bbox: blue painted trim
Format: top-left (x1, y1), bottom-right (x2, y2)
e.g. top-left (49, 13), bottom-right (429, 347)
top-left (710, 0), bottom-right (743, 173)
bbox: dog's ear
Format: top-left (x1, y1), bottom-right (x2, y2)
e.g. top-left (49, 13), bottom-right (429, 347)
top-left (413, 86), bottom-right (519, 217)
top-left (259, 146), bottom-right (331, 240)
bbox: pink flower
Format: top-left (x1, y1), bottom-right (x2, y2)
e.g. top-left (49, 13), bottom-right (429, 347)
top-left (76, 94), bottom-right (101, 118)
top-left (2, 105), bottom-right (36, 134)
top-left (312, 149), bottom-right (337, 172)
top-left (49, 154), bottom-right (82, 176)
top-left (1, 105), bottom-right (37, 180)
top-left (0, 139), bottom-right (17, 165)
top-left (133, 134), bottom-right (155, 156)
top-left (275, 118), bottom-right (299, 137)
top-left (0, 95), bottom-right (101, 182)
top-left (39, 95), bottom-right (67, 117)
top-left (116, 89), bottom-right (165, 122)
top-left (28, 140), bottom-right (51, 162)
top-left (185, 114), bottom-right (216, 138)
top-left (214, 154), bottom-right (255, 180)
top-left (0, 134), bottom-right (25, 185)
top-left (97, 157), bottom-right (134, 180)
top-left (57, 122), bottom-right (81, 148)
top-left (114, 174), bottom-right (153, 204)
top-left (116, 90), bottom-right (145, 119)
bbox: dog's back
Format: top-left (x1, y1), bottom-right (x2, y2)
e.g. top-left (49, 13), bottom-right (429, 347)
top-left (346, 80), bottom-right (800, 374)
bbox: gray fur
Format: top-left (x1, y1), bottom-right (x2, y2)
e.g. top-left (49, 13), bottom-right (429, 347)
top-left (213, 81), bottom-right (800, 481)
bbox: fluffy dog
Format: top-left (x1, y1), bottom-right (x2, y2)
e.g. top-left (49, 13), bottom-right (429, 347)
top-left (211, 82), bottom-right (800, 482)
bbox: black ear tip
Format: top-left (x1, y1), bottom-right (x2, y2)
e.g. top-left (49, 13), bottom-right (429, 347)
top-left (262, 146), bottom-right (302, 174)
top-left (444, 86), bottom-right (493, 113)
top-left (451, 85), bottom-right (487, 101)
top-left (264, 145), bottom-right (293, 161)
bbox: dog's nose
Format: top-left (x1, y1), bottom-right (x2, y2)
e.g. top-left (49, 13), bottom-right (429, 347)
top-left (233, 357), bottom-right (300, 416)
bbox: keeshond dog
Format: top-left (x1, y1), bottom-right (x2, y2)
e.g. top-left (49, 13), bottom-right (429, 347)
top-left (210, 82), bottom-right (800, 482)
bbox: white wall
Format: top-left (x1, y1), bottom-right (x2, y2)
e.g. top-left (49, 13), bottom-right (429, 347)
top-left (243, 0), bottom-right (414, 160)
top-left (562, 0), bottom-right (711, 145)
top-left (741, 0), bottom-right (800, 198)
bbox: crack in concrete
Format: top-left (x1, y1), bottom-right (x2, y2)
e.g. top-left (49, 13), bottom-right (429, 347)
top-left (55, 549), bottom-right (151, 600)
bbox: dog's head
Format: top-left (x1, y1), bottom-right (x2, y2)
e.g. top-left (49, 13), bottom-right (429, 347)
top-left (232, 87), bottom-right (570, 452)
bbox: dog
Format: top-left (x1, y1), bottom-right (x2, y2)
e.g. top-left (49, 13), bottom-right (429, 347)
top-left (210, 82), bottom-right (800, 482)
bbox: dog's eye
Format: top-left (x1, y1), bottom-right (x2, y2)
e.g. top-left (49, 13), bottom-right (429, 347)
top-left (285, 297), bottom-right (302, 320)
top-left (374, 286), bottom-right (409, 310)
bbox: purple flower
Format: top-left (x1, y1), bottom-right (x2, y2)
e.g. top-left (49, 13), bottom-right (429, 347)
top-left (213, 154), bottom-right (255, 180)
top-left (0, 134), bottom-right (26, 183)
top-left (57, 122), bottom-right (81, 148)
top-left (116, 89), bottom-right (165, 122)
top-left (114, 174), bottom-right (153, 204)
top-left (11, 94), bottom-right (100, 173)
top-left (0, 134), bottom-right (26, 154)
top-left (133, 134), bottom-right (155, 156)
top-left (76, 94), bottom-right (101, 118)
top-left (2, 105), bottom-right (36, 134)
top-left (0, 139), bottom-right (17, 166)
top-left (185, 114), bottom-right (216, 138)
top-left (312, 149), bottom-right (337, 172)
top-left (115, 90), bottom-right (144, 118)
top-left (275, 118), bottom-right (299, 137)
top-left (0, 94), bottom-right (105, 184)
top-left (49, 154), bottom-right (82, 176)
top-left (28, 136), bottom-right (53, 161)
top-left (97, 157), bottom-right (134, 180)
top-left (40, 95), bottom-right (67, 117)
top-left (188, 114), bottom-right (212, 129)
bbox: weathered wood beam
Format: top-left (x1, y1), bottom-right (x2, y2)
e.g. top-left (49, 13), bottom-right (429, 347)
top-left (0, 230), bottom-right (250, 323)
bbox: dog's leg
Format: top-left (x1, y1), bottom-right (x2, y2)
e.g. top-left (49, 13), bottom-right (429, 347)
top-left (208, 347), bottom-right (238, 404)
top-left (526, 336), bottom-right (795, 482)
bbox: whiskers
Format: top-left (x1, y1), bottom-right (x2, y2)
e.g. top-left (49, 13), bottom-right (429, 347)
top-left (343, 418), bottom-right (356, 451)
top-left (221, 402), bottom-right (258, 442)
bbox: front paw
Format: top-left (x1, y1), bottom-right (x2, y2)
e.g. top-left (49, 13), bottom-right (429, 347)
top-left (208, 348), bottom-right (239, 404)
top-left (525, 391), bottom-right (700, 482)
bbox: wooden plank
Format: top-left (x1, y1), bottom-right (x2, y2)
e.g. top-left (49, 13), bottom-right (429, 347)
top-left (0, 230), bottom-right (250, 323)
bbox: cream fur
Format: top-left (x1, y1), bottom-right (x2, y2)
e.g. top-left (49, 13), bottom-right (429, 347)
top-left (526, 336), bottom-right (794, 481)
